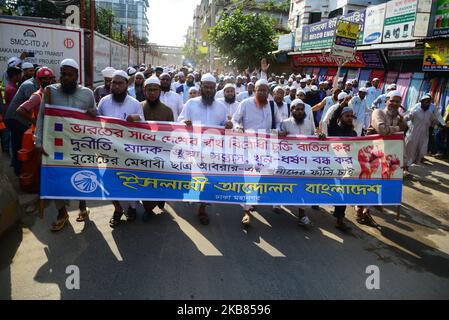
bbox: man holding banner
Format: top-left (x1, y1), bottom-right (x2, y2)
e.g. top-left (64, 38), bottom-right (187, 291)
top-left (97, 69), bottom-right (144, 228)
top-left (35, 58), bottom-right (96, 231)
top-left (178, 73), bottom-right (233, 226)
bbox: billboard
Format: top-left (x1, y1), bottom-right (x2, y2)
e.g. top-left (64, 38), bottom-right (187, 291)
top-left (0, 17), bottom-right (84, 84)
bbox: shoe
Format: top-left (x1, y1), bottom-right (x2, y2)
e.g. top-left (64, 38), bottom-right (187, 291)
top-left (298, 216), bottom-right (312, 227)
top-left (50, 214), bottom-right (69, 232)
top-left (109, 210), bottom-right (124, 228)
top-left (76, 208), bottom-right (90, 222)
top-left (125, 207), bottom-right (137, 222)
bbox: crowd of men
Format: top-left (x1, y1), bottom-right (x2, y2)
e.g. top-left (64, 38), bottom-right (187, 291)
top-left (1, 55), bottom-right (448, 233)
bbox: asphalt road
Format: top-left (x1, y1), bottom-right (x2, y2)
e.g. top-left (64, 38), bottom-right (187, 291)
top-left (1, 156), bottom-right (449, 299)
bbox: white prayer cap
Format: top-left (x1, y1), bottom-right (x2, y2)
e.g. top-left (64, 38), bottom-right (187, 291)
top-left (372, 77), bottom-right (380, 81)
top-left (21, 62), bottom-right (34, 69)
top-left (189, 87), bottom-right (199, 93)
top-left (387, 83), bottom-right (397, 90)
top-left (101, 67), bottom-right (116, 78)
top-left (250, 75), bottom-right (257, 80)
top-left (135, 72), bottom-right (145, 78)
top-left (420, 93), bottom-right (432, 101)
top-left (112, 69), bottom-right (129, 80)
top-left (7, 57), bottom-right (21, 67)
top-left (144, 76), bottom-right (160, 86)
top-left (224, 83), bottom-right (236, 90)
top-left (386, 90), bottom-right (402, 99)
top-left (159, 72), bottom-right (171, 78)
top-left (236, 75), bottom-right (243, 80)
top-left (311, 85), bottom-right (318, 91)
top-left (305, 75), bottom-right (311, 80)
top-left (345, 80), bottom-right (353, 85)
top-left (60, 58), bottom-right (79, 70)
top-left (273, 86), bottom-right (285, 93)
top-left (127, 67), bottom-right (137, 76)
top-left (358, 87), bottom-right (368, 93)
top-left (296, 89), bottom-right (306, 95)
top-left (300, 78), bottom-right (307, 83)
top-left (177, 71), bottom-right (185, 77)
top-left (255, 79), bottom-right (269, 88)
top-left (201, 73), bottom-right (216, 83)
top-left (187, 73), bottom-right (194, 78)
top-left (338, 92), bottom-right (348, 100)
top-left (291, 99), bottom-right (305, 107)
top-left (289, 86), bottom-right (297, 91)
top-left (224, 75), bottom-right (231, 81)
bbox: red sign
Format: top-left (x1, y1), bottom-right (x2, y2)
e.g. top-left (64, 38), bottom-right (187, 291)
top-left (64, 38), bottom-right (75, 49)
top-left (292, 52), bottom-right (366, 68)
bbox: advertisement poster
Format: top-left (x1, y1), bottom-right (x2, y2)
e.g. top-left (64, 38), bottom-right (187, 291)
top-left (302, 11), bottom-right (365, 51)
top-left (432, 0), bottom-right (449, 36)
top-left (423, 39), bottom-right (449, 71)
top-left (363, 3), bottom-right (386, 44)
top-left (383, 0), bottom-right (418, 42)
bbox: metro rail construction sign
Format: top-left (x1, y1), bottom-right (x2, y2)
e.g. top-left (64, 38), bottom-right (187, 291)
top-left (0, 17), bottom-right (84, 84)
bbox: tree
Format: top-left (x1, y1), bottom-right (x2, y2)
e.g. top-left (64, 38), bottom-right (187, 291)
top-left (209, 8), bottom-right (277, 70)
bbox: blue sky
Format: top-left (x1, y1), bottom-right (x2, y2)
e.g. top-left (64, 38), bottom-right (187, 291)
top-left (147, 0), bottom-right (199, 46)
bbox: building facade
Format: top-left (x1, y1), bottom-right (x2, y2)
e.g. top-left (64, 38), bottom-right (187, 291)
top-left (96, 0), bottom-right (149, 42)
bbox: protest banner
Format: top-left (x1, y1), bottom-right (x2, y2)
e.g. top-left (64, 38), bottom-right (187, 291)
top-left (40, 106), bottom-right (403, 205)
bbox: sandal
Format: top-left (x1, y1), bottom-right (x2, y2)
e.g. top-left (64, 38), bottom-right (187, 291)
top-left (76, 208), bottom-right (90, 222)
top-left (50, 214), bottom-right (69, 232)
top-left (109, 210), bottom-right (124, 228)
top-left (197, 206), bottom-right (210, 225)
top-left (242, 211), bottom-right (251, 227)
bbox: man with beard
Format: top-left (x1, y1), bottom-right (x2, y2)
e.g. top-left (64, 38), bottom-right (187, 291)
top-left (358, 90), bottom-right (408, 227)
top-left (236, 82), bottom-right (255, 102)
top-left (177, 73), bottom-right (198, 103)
top-left (348, 86), bottom-right (368, 136)
top-left (271, 86), bottom-right (289, 129)
top-left (366, 77), bottom-right (381, 110)
top-left (97, 70), bottom-right (144, 228)
top-left (140, 76), bottom-right (174, 222)
top-left (187, 87), bottom-right (199, 101)
top-left (284, 86), bottom-right (297, 106)
top-left (320, 92), bottom-right (352, 135)
top-left (232, 79), bottom-right (283, 227)
top-left (94, 67), bottom-right (115, 104)
top-left (278, 99), bottom-right (316, 227)
top-left (159, 73), bottom-right (184, 120)
top-left (217, 83), bottom-right (239, 118)
top-left (327, 105), bottom-right (358, 232)
top-left (178, 73), bottom-right (232, 226)
top-left (299, 78), bottom-right (310, 93)
top-left (21, 62), bottom-right (35, 82)
top-left (235, 76), bottom-right (246, 95)
top-left (34, 59), bottom-right (96, 232)
top-left (404, 94), bottom-right (444, 175)
top-left (128, 72), bottom-right (146, 102)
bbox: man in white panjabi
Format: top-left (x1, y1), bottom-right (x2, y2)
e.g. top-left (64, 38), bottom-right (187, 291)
top-left (178, 73), bottom-right (233, 226)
